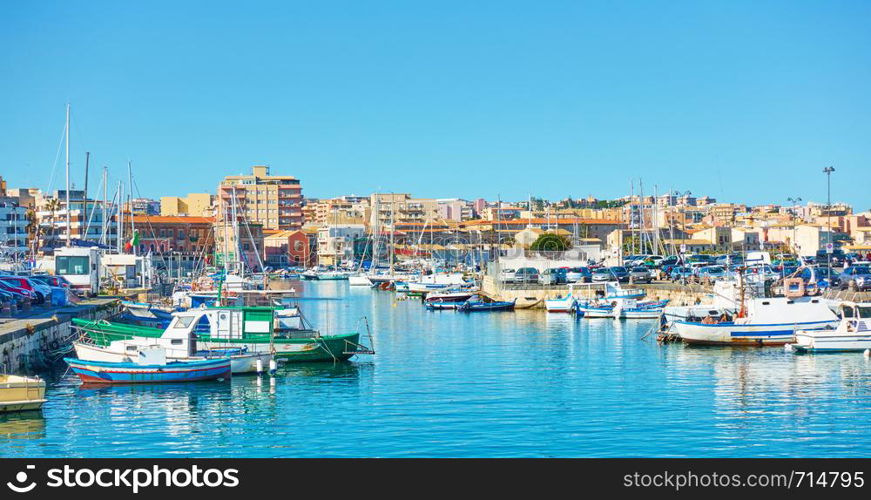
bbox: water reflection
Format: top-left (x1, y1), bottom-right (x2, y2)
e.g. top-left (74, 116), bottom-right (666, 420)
top-left (0, 412), bottom-right (46, 442)
top-left (4, 280), bottom-right (869, 457)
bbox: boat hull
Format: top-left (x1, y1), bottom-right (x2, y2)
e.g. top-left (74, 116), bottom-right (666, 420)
top-left (545, 297), bottom-right (575, 313)
top-left (0, 376), bottom-right (46, 413)
top-left (792, 332), bottom-right (871, 352)
top-left (65, 358), bottom-right (232, 384)
top-left (676, 320), bottom-right (839, 346)
top-left (73, 342), bottom-right (271, 374)
top-left (348, 276), bottom-right (374, 287)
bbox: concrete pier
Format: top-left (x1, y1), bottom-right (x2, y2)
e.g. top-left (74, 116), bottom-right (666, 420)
top-left (0, 298), bottom-right (120, 374)
top-left (481, 276), bottom-right (714, 308)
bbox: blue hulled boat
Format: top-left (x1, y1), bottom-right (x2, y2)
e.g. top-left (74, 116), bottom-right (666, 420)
top-left (64, 357), bottom-right (232, 385)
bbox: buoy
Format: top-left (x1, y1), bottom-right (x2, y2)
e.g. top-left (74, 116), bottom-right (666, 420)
top-left (864, 349), bottom-right (870, 358)
top-left (255, 358), bottom-right (264, 374)
top-left (269, 359), bottom-right (278, 374)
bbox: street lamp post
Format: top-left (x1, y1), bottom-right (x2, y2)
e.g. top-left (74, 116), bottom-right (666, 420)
top-left (822, 166), bottom-right (835, 278)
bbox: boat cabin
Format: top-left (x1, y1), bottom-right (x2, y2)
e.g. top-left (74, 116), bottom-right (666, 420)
top-left (839, 302), bottom-right (871, 332)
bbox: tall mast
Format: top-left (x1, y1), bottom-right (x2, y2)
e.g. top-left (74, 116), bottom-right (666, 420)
top-left (128, 161), bottom-right (135, 254)
top-left (102, 166), bottom-right (108, 245)
top-left (65, 104), bottom-right (71, 246)
top-left (83, 152), bottom-right (90, 238)
top-left (118, 180), bottom-right (124, 253)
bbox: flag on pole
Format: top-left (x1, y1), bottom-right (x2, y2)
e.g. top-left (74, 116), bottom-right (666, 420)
top-left (124, 230), bottom-right (140, 253)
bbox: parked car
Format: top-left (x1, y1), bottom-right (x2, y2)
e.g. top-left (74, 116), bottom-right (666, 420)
top-left (30, 275), bottom-right (72, 289)
top-left (628, 266), bottom-right (652, 284)
top-left (514, 267), bottom-right (540, 284)
top-left (696, 265), bottom-right (727, 282)
top-left (539, 268), bottom-right (567, 285)
top-left (686, 254), bottom-right (714, 265)
top-left (669, 266), bottom-right (694, 282)
top-left (0, 280), bottom-right (36, 301)
top-left (499, 268), bottom-right (516, 284)
top-left (816, 248), bottom-right (846, 267)
top-left (0, 276), bottom-right (48, 304)
top-left (839, 265), bottom-right (871, 291)
top-left (593, 266), bottom-right (630, 283)
top-left (566, 267), bottom-right (592, 283)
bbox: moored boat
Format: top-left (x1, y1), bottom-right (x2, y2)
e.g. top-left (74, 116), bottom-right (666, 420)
top-left (788, 302), bottom-right (871, 353)
top-left (73, 340), bottom-right (272, 374)
top-left (457, 296), bottom-right (516, 312)
top-left (0, 375), bottom-right (46, 413)
top-left (73, 305), bottom-right (366, 363)
top-left (673, 296), bottom-right (839, 346)
top-left (65, 354), bottom-right (231, 384)
top-left (575, 298), bottom-right (667, 319)
top-left (544, 294), bottom-right (576, 313)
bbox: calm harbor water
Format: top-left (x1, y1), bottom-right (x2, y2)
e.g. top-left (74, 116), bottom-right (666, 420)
top-left (2, 280), bottom-right (870, 458)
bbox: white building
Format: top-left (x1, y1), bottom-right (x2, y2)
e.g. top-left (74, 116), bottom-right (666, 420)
top-left (317, 224), bottom-right (366, 267)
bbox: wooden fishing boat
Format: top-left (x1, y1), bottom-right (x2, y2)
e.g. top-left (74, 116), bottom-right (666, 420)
top-left (64, 355), bottom-right (231, 384)
top-left (0, 375), bottom-right (46, 413)
top-left (73, 306), bottom-right (367, 363)
top-left (673, 296), bottom-right (838, 346)
top-left (73, 341), bottom-right (272, 374)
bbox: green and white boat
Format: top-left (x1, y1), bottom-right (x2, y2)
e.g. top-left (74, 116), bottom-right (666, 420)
top-left (72, 306), bottom-right (367, 363)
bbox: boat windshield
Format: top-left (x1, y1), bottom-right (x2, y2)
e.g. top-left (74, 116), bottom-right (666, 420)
top-left (172, 315), bottom-right (197, 328)
top-left (858, 306), bottom-right (871, 319)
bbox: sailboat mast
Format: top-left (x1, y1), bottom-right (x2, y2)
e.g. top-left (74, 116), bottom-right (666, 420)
top-left (117, 180), bottom-right (123, 253)
top-left (65, 104), bottom-right (71, 246)
top-left (83, 152), bottom-right (90, 235)
top-left (128, 161), bottom-right (135, 254)
top-left (102, 167), bottom-right (108, 245)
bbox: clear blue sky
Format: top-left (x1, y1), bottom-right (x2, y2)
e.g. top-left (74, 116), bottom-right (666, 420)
top-left (2, 1), bottom-right (869, 208)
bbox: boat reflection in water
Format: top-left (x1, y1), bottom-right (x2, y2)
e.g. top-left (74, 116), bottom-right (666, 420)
top-left (0, 412), bottom-right (46, 441)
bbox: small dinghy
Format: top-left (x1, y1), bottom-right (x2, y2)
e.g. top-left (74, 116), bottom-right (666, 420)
top-left (65, 348), bottom-right (231, 384)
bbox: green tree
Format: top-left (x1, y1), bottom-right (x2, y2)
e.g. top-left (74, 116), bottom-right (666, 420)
top-left (530, 233), bottom-right (572, 252)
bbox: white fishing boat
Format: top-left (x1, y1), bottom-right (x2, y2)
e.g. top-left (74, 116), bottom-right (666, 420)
top-left (74, 338), bottom-right (272, 374)
top-left (0, 375), bottom-right (46, 413)
top-left (673, 296), bottom-right (839, 346)
top-left (544, 291), bottom-right (576, 313)
top-left (576, 297), bottom-right (667, 319)
top-left (405, 273), bottom-right (469, 293)
top-left (788, 302), bottom-right (871, 353)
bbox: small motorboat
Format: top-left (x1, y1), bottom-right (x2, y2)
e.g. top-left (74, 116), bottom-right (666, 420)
top-left (457, 296), bottom-right (516, 312)
top-left (575, 298), bottom-right (668, 319)
top-left (545, 294), bottom-right (576, 313)
top-left (65, 348), bottom-right (232, 384)
top-left (424, 290), bottom-right (476, 310)
top-left (0, 375), bottom-right (46, 413)
top-left (788, 302), bottom-right (871, 353)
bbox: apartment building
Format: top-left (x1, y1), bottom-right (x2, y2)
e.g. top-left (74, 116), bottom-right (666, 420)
top-left (218, 165), bottom-right (303, 231)
top-left (161, 193), bottom-right (214, 217)
top-left (369, 193), bottom-right (440, 228)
